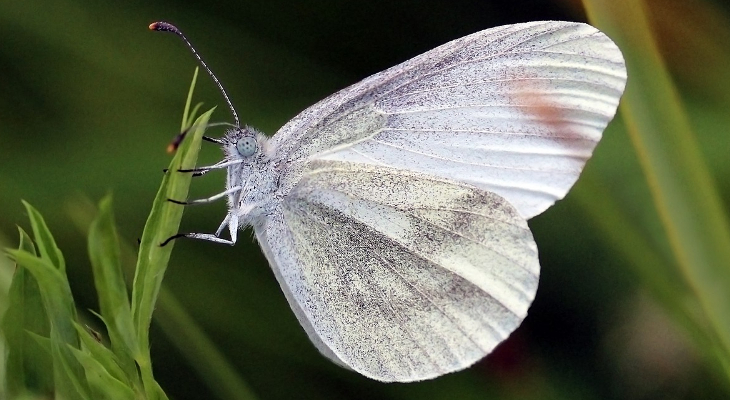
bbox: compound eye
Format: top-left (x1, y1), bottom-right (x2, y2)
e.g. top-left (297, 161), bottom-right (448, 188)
top-left (236, 136), bottom-right (257, 157)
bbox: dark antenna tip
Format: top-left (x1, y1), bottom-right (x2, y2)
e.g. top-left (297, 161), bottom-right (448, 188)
top-left (149, 20), bottom-right (241, 128)
top-left (149, 21), bottom-right (175, 32)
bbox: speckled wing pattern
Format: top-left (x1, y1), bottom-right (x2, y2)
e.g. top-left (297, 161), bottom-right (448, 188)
top-left (256, 21), bottom-right (626, 381)
top-left (257, 161), bottom-right (539, 381)
top-left (270, 21), bottom-right (626, 218)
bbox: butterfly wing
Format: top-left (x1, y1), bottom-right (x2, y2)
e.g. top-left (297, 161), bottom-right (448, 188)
top-left (255, 161), bottom-right (539, 382)
top-left (270, 20), bottom-right (627, 219)
top-left (256, 20), bottom-right (627, 381)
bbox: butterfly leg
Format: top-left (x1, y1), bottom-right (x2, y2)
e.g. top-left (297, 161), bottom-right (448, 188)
top-left (160, 211), bottom-right (240, 246)
top-left (177, 159), bottom-right (244, 176)
top-left (168, 186), bottom-right (242, 205)
top-left (163, 159), bottom-right (244, 176)
top-left (226, 213), bottom-right (240, 244)
top-left (215, 214), bottom-right (231, 236)
top-left (160, 232), bottom-right (236, 246)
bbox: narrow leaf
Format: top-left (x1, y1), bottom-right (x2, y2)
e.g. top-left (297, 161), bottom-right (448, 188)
top-left (26, 330), bottom-right (52, 354)
top-left (67, 197), bottom-right (257, 400)
top-left (73, 322), bottom-right (131, 388)
top-left (583, 0), bottom-right (730, 374)
top-left (68, 344), bottom-right (136, 400)
top-left (1, 228), bottom-right (53, 396)
top-left (186, 102), bottom-right (204, 129)
top-left (87, 194), bottom-right (138, 377)
top-left (131, 71), bottom-right (213, 398)
top-left (52, 340), bottom-right (91, 400)
top-left (574, 177), bottom-right (730, 380)
top-left (181, 67), bottom-right (199, 132)
top-left (16, 227), bottom-right (36, 256)
top-left (7, 250), bottom-right (78, 347)
top-left (21, 201), bottom-right (65, 272)
top-left (131, 108), bottom-right (213, 352)
top-left (8, 248), bottom-right (89, 396)
top-left (154, 381), bottom-right (171, 400)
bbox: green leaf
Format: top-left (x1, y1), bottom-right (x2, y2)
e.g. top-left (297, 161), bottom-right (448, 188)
top-left (181, 67), bottom-right (199, 132)
top-left (130, 70), bottom-right (213, 398)
top-left (6, 248), bottom-right (89, 396)
top-left (87, 194), bottom-right (138, 378)
top-left (132, 108), bottom-right (213, 398)
top-left (131, 108), bottom-right (212, 346)
top-left (74, 322), bottom-right (131, 389)
top-left (21, 200), bottom-right (66, 272)
top-left (26, 330), bottom-right (52, 355)
top-left (1, 228), bottom-right (53, 396)
top-left (67, 197), bottom-right (258, 400)
top-left (186, 102), bottom-right (204, 129)
top-left (574, 178), bottom-right (730, 378)
top-left (7, 250), bottom-right (78, 348)
top-left (584, 0), bottom-right (730, 380)
top-left (16, 226), bottom-right (36, 256)
top-left (154, 380), bottom-right (171, 400)
top-left (52, 340), bottom-right (92, 400)
top-left (68, 344), bottom-right (137, 400)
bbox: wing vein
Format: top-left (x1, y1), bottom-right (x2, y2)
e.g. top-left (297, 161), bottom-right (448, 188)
top-left (374, 251), bottom-right (491, 354)
top-left (369, 138), bottom-right (580, 174)
top-left (289, 193), bottom-right (524, 316)
top-left (386, 103), bottom-right (610, 116)
top-left (378, 77), bottom-right (624, 103)
top-left (379, 126), bottom-right (601, 139)
top-left (301, 184), bottom-right (535, 298)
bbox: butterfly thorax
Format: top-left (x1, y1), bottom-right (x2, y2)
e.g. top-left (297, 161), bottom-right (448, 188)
top-left (222, 127), bottom-right (280, 228)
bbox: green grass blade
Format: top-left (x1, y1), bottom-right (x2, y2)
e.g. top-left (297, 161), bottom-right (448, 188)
top-left (1, 228), bottom-right (53, 396)
top-left (73, 322), bottom-right (132, 389)
top-left (68, 345), bottom-right (136, 400)
top-left (26, 330), bottom-right (52, 355)
top-left (67, 197), bottom-right (259, 400)
top-left (153, 380), bottom-right (171, 400)
top-left (130, 105), bottom-right (213, 398)
top-left (181, 67), bottom-right (199, 132)
top-left (16, 227), bottom-right (36, 256)
top-left (583, 0), bottom-right (730, 375)
top-left (6, 250), bottom-right (78, 350)
top-left (131, 108), bottom-right (212, 348)
top-left (574, 178), bottom-right (730, 382)
top-left (186, 102), bottom-right (204, 130)
top-left (7, 249), bottom-right (89, 396)
top-left (25, 329), bottom-right (94, 399)
top-left (21, 201), bottom-right (66, 272)
top-left (87, 195), bottom-right (138, 378)
top-left (52, 340), bottom-right (91, 400)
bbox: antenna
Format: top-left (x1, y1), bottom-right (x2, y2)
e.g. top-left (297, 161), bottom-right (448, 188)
top-left (150, 21), bottom-right (241, 127)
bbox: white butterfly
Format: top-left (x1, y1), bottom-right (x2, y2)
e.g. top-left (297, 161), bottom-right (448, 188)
top-left (152, 20), bottom-right (627, 382)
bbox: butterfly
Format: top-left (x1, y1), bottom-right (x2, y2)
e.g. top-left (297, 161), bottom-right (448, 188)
top-left (151, 20), bottom-right (627, 382)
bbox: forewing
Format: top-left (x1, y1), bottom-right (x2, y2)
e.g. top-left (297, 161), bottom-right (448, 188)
top-left (272, 21), bottom-right (627, 219)
top-left (255, 161), bottom-right (539, 382)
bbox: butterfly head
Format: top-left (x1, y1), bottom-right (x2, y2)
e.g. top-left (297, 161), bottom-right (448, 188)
top-left (222, 126), bottom-right (270, 165)
top-left (236, 135), bottom-right (257, 157)
top-left (221, 125), bottom-right (278, 227)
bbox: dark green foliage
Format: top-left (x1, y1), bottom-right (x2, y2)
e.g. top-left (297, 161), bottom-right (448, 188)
top-left (2, 72), bottom-right (213, 399)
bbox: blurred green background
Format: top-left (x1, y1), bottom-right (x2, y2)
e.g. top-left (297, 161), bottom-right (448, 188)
top-left (2, 0), bottom-right (730, 399)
